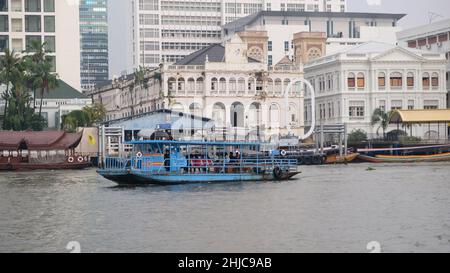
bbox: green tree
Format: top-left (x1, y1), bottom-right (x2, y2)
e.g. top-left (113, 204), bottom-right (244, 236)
top-left (24, 40), bottom-right (46, 108)
top-left (0, 49), bottom-right (22, 129)
top-left (371, 108), bottom-right (394, 140)
top-left (348, 129), bottom-right (368, 144)
top-left (61, 110), bottom-right (91, 133)
top-left (25, 40), bottom-right (59, 118)
top-left (83, 103), bottom-right (106, 125)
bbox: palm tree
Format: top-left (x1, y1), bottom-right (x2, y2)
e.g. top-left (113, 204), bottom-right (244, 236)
top-left (371, 108), bottom-right (394, 140)
top-left (25, 40), bottom-right (47, 109)
top-left (0, 49), bottom-right (22, 129)
top-left (30, 61), bottom-right (59, 118)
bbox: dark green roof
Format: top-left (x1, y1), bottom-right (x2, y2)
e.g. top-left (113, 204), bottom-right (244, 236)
top-left (36, 80), bottom-right (88, 100)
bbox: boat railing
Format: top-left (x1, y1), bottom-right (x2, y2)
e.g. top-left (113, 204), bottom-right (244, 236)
top-left (102, 157), bottom-right (131, 170)
top-left (130, 156), bottom-right (298, 175)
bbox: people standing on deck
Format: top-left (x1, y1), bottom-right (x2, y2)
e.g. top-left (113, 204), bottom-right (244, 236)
top-left (224, 152), bottom-right (230, 173)
top-left (229, 152), bottom-right (236, 173)
top-left (164, 150), bottom-right (170, 171)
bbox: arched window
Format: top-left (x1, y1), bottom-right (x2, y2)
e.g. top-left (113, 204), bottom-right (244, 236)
top-left (407, 72), bottom-right (414, 88)
top-left (267, 78), bottom-right (274, 94)
top-left (230, 102), bottom-right (244, 127)
top-left (269, 104), bottom-right (280, 126)
top-left (187, 78), bottom-right (195, 93)
top-left (274, 78), bottom-right (282, 94)
top-left (390, 72), bottom-right (402, 88)
top-left (347, 73), bottom-right (355, 88)
top-left (211, 77), bottom-right (218, 93)
top-left (168, 77), bottom-right (176, 93)
top-left (248, 77), bottom-right (255, 93)
top-left (422, 73), bottom-right (430, 89)
top-left (177, 78), bottom-right (185, 93)
top-left (219, 78), bottom-right (226, 93)
top-left (431, 72), bottom-right (439, 88)
top-left (249, 102), bottom-right (261, 124)
top-left (238, 78), bottom-right (245, 94)
top-left (378, 72), bottom-right (386, 89)
top-left (229, 78), bottom-right (237, 93)
top-left (171, 103), bottom-right (184, 113)
top-left (196, 77), bottom-right (204, 94)
top-left (283, 79), bottom-right (291, 94)
top-left (212, 102), bottom-right (226, 127)
top-left (357, 73), bottom-right (365, 88)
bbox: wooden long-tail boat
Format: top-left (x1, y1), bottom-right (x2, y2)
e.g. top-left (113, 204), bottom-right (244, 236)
top-left (358, 152), bottom-right (450, 163)
top-left (325, 153), bottom-right (359, 164)
top-left (357, 144), bottom-right (450, 163)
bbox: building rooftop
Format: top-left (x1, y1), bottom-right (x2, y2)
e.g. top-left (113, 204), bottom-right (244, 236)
top-left (223, 11), bottom-right (406, 31)
top-left (397, 18), bottom-right (450, 40)
top-left (305, 41), bottom-right (443, 67)
top-left (36, 80), bottom-right (88, 100)
top-left (174, 43), bottom-right (260, 65)
top-left (175, 44), bottom-right (226, 65)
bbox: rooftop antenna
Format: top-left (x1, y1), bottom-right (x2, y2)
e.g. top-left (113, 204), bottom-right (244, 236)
top-left (428, 12), bottom-right (443, 24)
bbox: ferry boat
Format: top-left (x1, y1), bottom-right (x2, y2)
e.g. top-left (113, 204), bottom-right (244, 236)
top-left (97, 140), bottom-right (300, 185)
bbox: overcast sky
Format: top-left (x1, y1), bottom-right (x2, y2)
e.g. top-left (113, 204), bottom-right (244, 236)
top-left (348, 0), bottom-right (450, 28)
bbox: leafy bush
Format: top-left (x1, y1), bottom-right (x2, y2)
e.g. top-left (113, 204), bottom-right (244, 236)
top-left (348, 129), bottom-right (368, 144)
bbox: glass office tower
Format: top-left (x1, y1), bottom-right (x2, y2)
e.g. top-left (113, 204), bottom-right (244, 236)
top-left (80, 0), bottom-right (109, 92)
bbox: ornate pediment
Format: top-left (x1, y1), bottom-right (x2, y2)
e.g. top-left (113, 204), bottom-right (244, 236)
top-left (371, 47), bottom-right (425, 62)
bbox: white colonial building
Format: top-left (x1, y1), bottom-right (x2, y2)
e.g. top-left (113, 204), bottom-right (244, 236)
top-left (91, 31), bottom-right (307, 141)
top-left (304, 42), bottom-right (448, 139)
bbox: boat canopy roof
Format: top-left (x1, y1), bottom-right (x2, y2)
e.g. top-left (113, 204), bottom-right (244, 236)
top-left (0, 130), bottom-right (83, 151)
top-left (127, 140), bottom-right (262, 146)
top-left (390, 109), bottom-right (450, 124)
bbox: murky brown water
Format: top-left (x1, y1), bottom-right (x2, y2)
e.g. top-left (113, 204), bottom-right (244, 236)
top-left (1, 163), bottom-right (450, 253)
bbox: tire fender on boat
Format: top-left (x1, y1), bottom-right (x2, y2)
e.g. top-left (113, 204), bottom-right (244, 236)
top-left (280, 150), bottom-right (287, 157)
top-left (136, 152), bottom-right (143, 158)
top-left (273, 167), bottom-right (284, 179)
top-left (77, 156), bottom-right (84, 163)
top-left (68, 157), bottom-right (74, 163)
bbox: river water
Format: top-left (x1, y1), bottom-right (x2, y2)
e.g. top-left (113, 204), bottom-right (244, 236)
top-left (1, 163), bottom-right (450, 253)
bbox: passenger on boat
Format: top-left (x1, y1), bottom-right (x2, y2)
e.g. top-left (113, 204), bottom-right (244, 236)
top-left (164, 150), bottom-right (170, 171)
top-left (191, 155), bottom-right (202, 173)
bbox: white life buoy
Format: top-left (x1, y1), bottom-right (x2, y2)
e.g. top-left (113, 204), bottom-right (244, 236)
top-left (280, 150), bottom-right (287, 157)
top-left (136, 152), bottom-right (143, 158)
top-left (68, 157), bottom-right (74, 163)
top-left (77, 156), bottom-right (84, 163)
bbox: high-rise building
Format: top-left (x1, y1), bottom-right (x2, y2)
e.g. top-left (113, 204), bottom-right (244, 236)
top-left (80, 0), bottom-right (109, 92)
top-left (0, 0), bottom-right (81, 89)
top-left (109, 0), bottom-right (347, 76)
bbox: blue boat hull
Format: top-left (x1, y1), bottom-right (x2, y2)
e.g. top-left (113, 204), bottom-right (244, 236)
top-left (97, 169), bottom-right (300, 185)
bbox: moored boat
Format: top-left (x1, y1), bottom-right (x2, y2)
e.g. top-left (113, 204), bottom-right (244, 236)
top-left (325, 153), bottom-right (359, 164)
top-left (357, 144), bottom-right (450, 163)
top-left (0, 131), bottom-right (91, 171)
top-left (97, 140), bottom-right (300, 185)
top-left (358, 152), bottom-right (450, 163)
